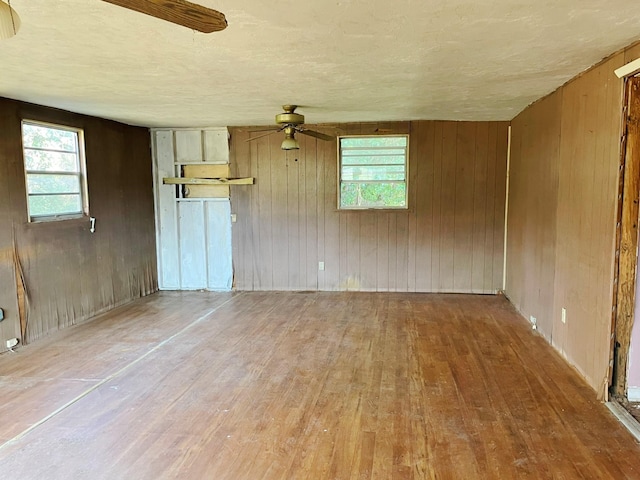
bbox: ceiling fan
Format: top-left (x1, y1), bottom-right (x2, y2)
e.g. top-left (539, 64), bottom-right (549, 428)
top-left (246, 105), bottom-right (335, 150)
top-left (101, 0), bottom-right (227, 33)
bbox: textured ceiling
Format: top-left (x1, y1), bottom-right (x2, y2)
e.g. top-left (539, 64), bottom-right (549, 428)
top-left (0, 0), bottom-right (639, 128)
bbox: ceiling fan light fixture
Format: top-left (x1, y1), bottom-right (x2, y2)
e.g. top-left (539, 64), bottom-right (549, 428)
top-left (281, 136), bottom-right (300, 150)
top-left (0, 0), bottom-right (20, 39)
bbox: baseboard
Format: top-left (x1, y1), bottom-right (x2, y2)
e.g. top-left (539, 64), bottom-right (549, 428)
top-left (629, 387), bottom-right (640, 402)
top-left (606, 402), bottom-right (640, 442)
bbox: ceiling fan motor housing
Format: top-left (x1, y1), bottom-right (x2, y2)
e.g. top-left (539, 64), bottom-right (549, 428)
top-left (275, 105), bottom-right (304, 125)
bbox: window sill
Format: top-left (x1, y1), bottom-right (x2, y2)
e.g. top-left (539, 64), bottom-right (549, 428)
top-left (26, 214), bottom-right (90, 227)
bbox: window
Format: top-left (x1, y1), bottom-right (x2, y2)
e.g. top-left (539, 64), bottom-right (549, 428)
top-left (21, 121), bottom-right (88, 221)
top-left (338, 135), bottom-right (408, 209)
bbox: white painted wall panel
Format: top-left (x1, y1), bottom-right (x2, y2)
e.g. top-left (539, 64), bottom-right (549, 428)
top-left (204, 129), bottom-right (229, 163)
top-left (154, 131), bottom-right (180, 289)
top-left (206, 200), bottom-right (233, 290)
top-left (154, 127), bottom-right (233, 292)
top-left (178, 201), bottom-right (208, 289)
top-left (175, 130), bottom-right (203, 163)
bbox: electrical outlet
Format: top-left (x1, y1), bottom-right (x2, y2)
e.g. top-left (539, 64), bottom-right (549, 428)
top-left (561, 307), bottom-right (567, 324)
top-left (318, 261), bottom-right (325, 271)
top-left (6, 338), bottom-right (18, 349)
top-left (530, 315), bottom-right (537, 330)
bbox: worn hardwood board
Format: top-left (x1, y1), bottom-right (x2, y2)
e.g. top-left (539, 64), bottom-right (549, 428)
top-left (1, 292), bottom-right (639, 478)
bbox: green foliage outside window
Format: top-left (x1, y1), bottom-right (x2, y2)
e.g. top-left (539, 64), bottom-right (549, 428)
top-left (339, 136), bottom-right (408, 209)
top-left (22, 122), bottom-right (86, 220)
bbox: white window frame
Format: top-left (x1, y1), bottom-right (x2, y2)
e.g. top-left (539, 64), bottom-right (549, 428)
top-left (21, 120), bottom-right (89, 222)
top-left (338, 134), bottom-right (409, 210)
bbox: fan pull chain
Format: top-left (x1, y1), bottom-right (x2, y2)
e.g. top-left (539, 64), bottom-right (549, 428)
top-left (8, 0), bottom-right (16, 35)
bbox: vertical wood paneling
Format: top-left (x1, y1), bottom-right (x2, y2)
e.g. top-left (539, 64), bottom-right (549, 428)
top-left (323, 136), bottom-right (340, 290)
top-left (454, 122), bottom-right (476, 292)
top-left (271, 142), bottom-right (289, 290)
top-left (439, 122), bottom-right (458, 291)
top-left (286, 149), bottom-right (301, 289)
top-left (230, 127), bottom-right (252, 290)
top-left (358, 212), bottom-right (376, 290)
top-left (387, 214), bottom-right (398, 292)
top-left (230, 120), bottom-right (508, 294)
top-left (304, 137), bottom-right (319, 290)
top-left (406, 121), bottom-right (419, 293)
top-left (493, 123), bottom-right (509, 289)
top-left (507, 47), bottom-right (629, 393)
top-left (415, 122), bottom-right (435, 292)
top-left (431, 122), bottom-right (444, 291)
top-left (555, 54), bottom-right (624, 393)
top-left (256, 139), bottom-right (273, 289)
top-left (376, 214), bottom-right (390, 291)
top-left (0, 98), bottom-right (157, 346)
top-left (0, 100), bottom-right (22, 351)
top-left (472, 123), bottom-right (489, 293)
top-left (507, 90), bottom-right (562, 341)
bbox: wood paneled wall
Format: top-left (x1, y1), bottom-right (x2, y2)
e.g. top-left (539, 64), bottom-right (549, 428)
top-left (0, 97), bottom-right (157, 348)
top-left (230, 120), bottom-right (509, 293)
top-left (507, 92), bottom-right (561, 339)
top-left (506, 44), bottom-right (635, 393)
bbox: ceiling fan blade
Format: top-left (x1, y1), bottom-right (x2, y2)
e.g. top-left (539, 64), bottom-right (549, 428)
top-left (244, 130), bottom-right (280, 142)
top-left (245, 126), bottom-right (281, 133)
top-left (298, 129), bottom-right (334, 141)
top-left (101, 0), bottom-right (227, 33)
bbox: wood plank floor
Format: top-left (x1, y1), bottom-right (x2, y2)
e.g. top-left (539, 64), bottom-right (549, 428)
top-left (0, 291), bottom-right (639, 479)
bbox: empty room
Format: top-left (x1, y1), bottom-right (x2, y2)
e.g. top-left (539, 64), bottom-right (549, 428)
top-left (2, 0), bottom-right (640, 478)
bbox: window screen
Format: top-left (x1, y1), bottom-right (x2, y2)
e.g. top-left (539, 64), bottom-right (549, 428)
top-left (339, 135), bottom-right (408, 209)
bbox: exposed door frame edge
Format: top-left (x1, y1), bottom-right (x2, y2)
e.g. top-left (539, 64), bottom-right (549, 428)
top-left (610, 75), bottom-right (640, 399)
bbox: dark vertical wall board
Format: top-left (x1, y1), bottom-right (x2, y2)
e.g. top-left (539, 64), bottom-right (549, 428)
top-left (0, 97), bottom-right (158, 348)
top-left (230, 120), bottom-right (509, 293)
top-left (0, 99), bottom-right (22, 350)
